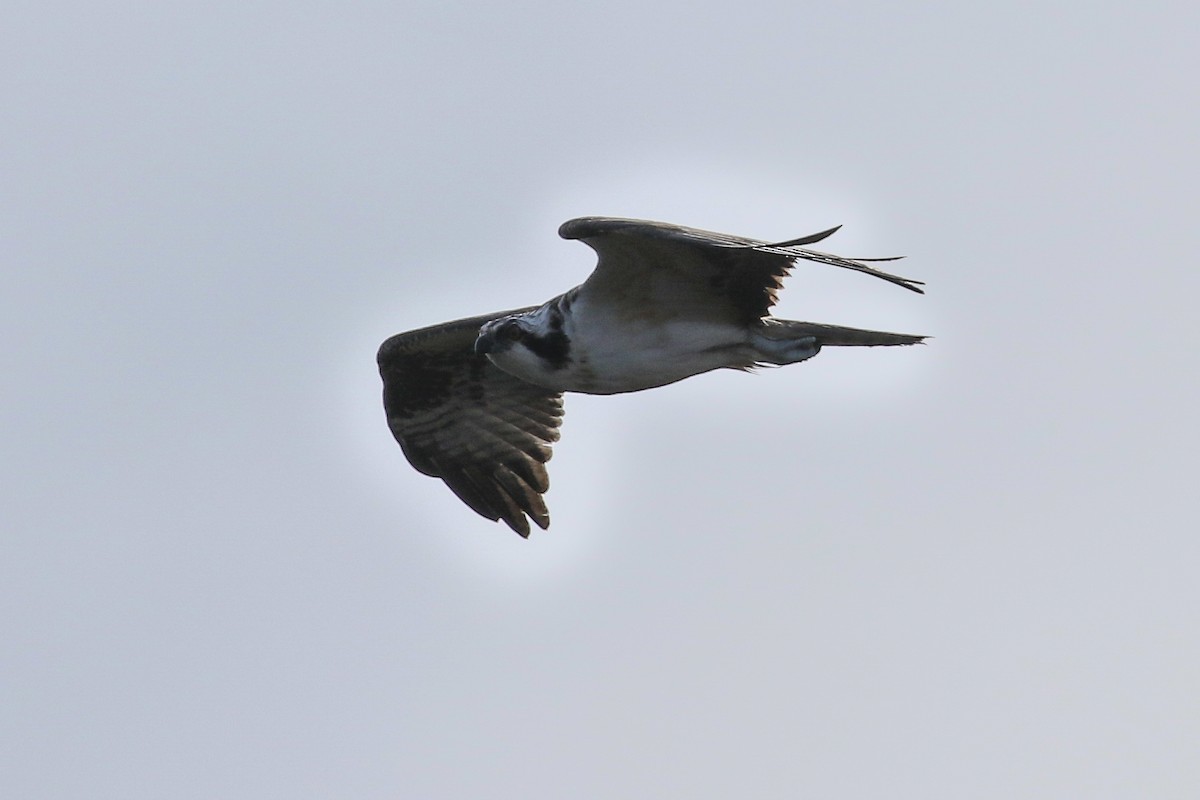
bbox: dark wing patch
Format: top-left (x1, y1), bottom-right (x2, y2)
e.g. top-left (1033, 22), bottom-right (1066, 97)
top-left (377, 307), bottom-right (564, 537)
top-left (559, 217), bottom-right (923, 326)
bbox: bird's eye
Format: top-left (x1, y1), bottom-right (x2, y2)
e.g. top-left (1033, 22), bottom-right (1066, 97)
top-left (500, 321), bottom-right (525, 341)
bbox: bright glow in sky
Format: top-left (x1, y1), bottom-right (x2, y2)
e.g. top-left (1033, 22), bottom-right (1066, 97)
top-left (4, 2), bottom-right (1199, 798)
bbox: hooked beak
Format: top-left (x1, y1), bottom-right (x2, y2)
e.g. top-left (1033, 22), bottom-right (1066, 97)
top-left (474, 330), bottom-right (496, 356)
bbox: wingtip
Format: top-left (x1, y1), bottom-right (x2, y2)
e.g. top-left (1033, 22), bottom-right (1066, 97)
top-left (500, 508), bottom-right (552, 538)
top-left (764, 224), bottom-right (843, 248)
top-left (558, 217), bottom-right (599, 240)
top-left (504, 515), bottom-right (532, 538)
top-left (515, 512), bottom-right (551, 537)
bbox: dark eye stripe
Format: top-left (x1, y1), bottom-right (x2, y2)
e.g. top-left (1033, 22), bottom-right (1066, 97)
top-left (525, 329), bottom-right (571, 370)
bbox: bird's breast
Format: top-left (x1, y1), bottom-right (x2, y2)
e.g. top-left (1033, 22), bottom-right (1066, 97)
top-left (555, 312), bottom-right (752, 395)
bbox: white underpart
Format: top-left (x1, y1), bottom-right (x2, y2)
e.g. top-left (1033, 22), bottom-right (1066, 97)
top-left (488, 290), bottom-right (827, 395)
top-left (489, 294), bottom-right (764, 395)
top-left (568, 315), bottom-right (752, 394)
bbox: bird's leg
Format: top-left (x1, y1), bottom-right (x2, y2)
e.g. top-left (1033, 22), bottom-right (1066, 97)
top-left (750, 332), bottom-right (822, 365)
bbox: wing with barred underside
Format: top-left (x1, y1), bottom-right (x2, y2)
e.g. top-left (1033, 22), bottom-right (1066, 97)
top-left (377, 307), bottom-right (563, 537)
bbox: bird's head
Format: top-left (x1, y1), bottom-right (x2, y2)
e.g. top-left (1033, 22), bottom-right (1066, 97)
top-left (474, 315), bottom-right (532, 356)
top-left (475, 306), bottom-right (572, 387)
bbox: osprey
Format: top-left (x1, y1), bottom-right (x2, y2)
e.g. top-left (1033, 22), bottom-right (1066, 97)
top-left (378, 217), bottom-right (926, 536)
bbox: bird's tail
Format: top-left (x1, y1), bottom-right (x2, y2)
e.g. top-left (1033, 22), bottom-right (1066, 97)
top-left (762, 318), bottom-right (927, 347)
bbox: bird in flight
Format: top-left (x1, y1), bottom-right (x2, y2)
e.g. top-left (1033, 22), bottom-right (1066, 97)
top-left (377, 217), bottom-right (926, 536)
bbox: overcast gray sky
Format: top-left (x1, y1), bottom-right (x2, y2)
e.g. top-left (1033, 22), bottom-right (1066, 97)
top-left (4, 2), bottom-right (1199, 798)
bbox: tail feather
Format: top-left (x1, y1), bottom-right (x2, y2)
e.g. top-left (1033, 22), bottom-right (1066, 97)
top-left (762, 319), bottom-right (927, 347)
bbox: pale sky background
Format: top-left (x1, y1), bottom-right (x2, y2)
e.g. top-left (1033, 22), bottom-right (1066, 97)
top-left (4, 2), bottom-right (1199, 798)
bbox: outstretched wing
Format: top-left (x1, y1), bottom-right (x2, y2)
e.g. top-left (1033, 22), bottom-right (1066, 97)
top-left (559, 217), bottom-right (923, 326)
top-left (377, 308), bottom-right (564, 537)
